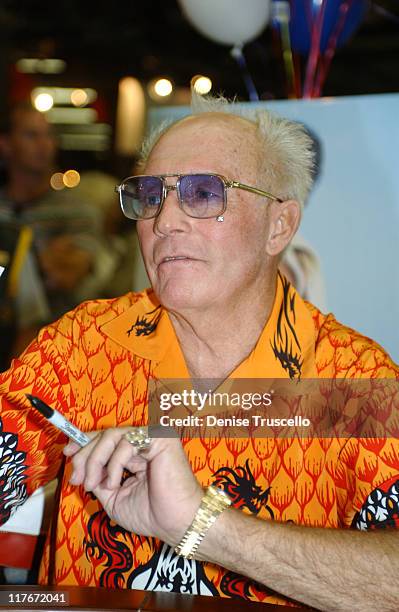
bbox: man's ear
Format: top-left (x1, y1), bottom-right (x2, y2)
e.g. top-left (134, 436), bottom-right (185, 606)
top-left (266, 199), bottom-right (301, 256)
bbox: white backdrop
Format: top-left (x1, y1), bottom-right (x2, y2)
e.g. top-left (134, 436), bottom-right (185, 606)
top-left (148, 93), bottom-right (399, 362)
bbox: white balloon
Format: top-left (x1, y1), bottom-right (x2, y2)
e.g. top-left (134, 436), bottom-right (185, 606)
top-left (178, 0), bottom-right (271, 47)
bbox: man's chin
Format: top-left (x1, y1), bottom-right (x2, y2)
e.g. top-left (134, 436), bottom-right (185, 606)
top-left (154, 283), bottom-right (206, 312)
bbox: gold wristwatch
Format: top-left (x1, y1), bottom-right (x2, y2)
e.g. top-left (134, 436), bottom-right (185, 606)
top-left (175, 485), bottom-right (232, 559)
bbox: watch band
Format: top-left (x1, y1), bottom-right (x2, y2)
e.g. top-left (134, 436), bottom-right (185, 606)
top-left (174, 485), bottom-right (232, 559)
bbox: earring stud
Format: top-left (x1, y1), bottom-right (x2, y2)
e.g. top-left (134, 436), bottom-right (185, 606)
top-left (216, 216), bottom-right (224, 222)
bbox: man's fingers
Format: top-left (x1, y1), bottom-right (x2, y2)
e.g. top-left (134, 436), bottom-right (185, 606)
top-left (125, 456), bottom-right (147, 475)
top-left (65, 431), bottom-right (106, 487)
top-left (106, 448), bottom-right (147, 489)
top-left (64, 432), bottom-right (100, 484)
top-left (83, 431), bottom-right (121, 491)
top-left (102, 439), bottom-right (133, 489)
top-left (63, 441), bottom-right (81, 456)
top-left (65, 427), bottom-right (151, 491)
top-left (63, 431), bottom-right (99, 457)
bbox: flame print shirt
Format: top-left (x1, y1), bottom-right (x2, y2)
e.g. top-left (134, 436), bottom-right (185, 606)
top-left (0, 274), bottom-right (398, 606)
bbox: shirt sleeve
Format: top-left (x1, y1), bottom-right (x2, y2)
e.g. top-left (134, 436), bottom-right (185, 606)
top-left (0, 323), bottom-right (72, 526)
top-left (335, 437), bottom-right (399, 529)
top-left (334, 359), bottom-right (399, 529)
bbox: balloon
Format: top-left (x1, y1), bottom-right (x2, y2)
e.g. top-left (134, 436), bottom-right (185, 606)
top-left (178, 0), bottom-right (271, 47)
top-left (279, 0), bottom-right (368, 55)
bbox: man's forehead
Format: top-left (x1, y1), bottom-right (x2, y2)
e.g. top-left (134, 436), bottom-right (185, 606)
top-left (147, 112), bottom-right (260, 172)
top-left (166, 112), bottom-right (255, 142)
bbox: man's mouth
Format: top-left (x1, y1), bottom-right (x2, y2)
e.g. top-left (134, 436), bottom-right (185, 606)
top-left (160, 255), bottom-right (193, 264)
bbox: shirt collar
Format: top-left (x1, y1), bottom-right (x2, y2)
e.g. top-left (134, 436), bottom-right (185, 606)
top-left (100, 289), bottom-right (174, 361)
top-left (100, 274), bottom-right (317, 380)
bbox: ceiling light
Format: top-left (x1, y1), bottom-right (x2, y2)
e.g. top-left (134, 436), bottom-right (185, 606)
top-left (33, 92), bottom-right (54, 112)
top-left (192, 75), bottom-right (212, 95)
top-left (63, 170), bottom-right (81, 188)
top-left (16, 58), bottom-right (66, 74)
top-left (50, 172), bottom-right (65, 191)
top-left (46, 108), bottom-right (98, 124)
top-left (32, 87), bottom-right (97, 106)
top-left (70, 89), bottom-right (89, 107)
top-left (153, 78), bottom-right (173, 97)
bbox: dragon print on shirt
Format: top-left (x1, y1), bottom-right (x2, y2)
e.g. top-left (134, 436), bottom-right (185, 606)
top-left (353, 478), bottom-right (399, 530)
top-left (219, 571), bottom-right (276, 602)
top-left (0, 416), bottom-right (28, 523)
top-left (212, 461), bottom-right (276, 601)
top-left (128, 461), bottom-right (276, 597)
top-left (84, 510), bottom-right (217, 595)
top-left (271, 274), bottom-right (303, 379)
top-left (212, 459), bottom-right (274, 518)
top-left (126, 305), bottom-right (162, 337)
top-left (83, 460), bottom-right (275, 599)
top-left (128, 542), bottom-right (218, 596)
top-left (85, 508), bottom-right (135, 588)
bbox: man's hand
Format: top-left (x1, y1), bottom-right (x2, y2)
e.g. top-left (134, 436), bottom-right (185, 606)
top-left (62, 429), bottom-right (399, 611)
top-left (63, 428), bottom-right (203, 547)
top-left (38, 235), bottom-right (93, 291)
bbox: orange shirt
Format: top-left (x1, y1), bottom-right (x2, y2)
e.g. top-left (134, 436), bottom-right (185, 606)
top-left (0, 274), bottom-right (398, 606)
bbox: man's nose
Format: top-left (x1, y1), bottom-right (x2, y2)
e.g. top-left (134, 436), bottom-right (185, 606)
top-left (154, 185), bottom-right (191, 236)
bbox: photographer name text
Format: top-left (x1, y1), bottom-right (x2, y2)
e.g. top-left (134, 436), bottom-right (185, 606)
top-left (159, 415), bottom-right (311, 427)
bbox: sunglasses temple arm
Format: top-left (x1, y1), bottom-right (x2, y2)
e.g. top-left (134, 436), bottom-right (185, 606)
top-left (230, 181), bottom-right (283, 202)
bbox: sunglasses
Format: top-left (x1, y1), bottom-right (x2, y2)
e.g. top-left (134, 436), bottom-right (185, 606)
top-left (115, 173), bottom-right (283, 221)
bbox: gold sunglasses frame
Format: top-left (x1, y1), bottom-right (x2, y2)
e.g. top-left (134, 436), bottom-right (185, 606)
top-left (115, 173), bottom-right (283, 220)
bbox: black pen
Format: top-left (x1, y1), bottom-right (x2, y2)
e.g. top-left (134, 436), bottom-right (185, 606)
top-left (26, 394), bottom-right (91, 447)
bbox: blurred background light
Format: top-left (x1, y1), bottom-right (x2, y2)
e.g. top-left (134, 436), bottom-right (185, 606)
top-left (153, 78), bottom-right (173, 97)
top-left (50, 172), bottom-right (65, 190)
top-left (32, 87), bottom-right (97, 106)
top-left (63, 169), bottom-right (81, 188)
top-left (46, 107), bottom-right (98, 124)
top-left (16, 58), bottom-right (66, 74)
top-left (192, 75), bottom-right (212, 95)
top-left (33, 92), bottom-right (54, 112)
top-left (115, 77), bottom-right (146, 155)
top-left (58, 124), bottom-right (112, 151)
top-left (70, 89), bottom-right (89, 107)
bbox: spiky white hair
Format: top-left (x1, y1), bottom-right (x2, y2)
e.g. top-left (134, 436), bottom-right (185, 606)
top-left (139, 91), bottom-right (315, 207)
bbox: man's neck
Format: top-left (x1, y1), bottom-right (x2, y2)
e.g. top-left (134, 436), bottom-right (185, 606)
top-left (169, 274), bottom-right (277, 380)
top-left (6, 169), bottom-right (50, 205)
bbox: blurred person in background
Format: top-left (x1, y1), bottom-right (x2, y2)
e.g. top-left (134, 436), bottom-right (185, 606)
top-left (73, 169), bottom-right (141, 298)
top-left (0, 103), bottom-right (118, 360)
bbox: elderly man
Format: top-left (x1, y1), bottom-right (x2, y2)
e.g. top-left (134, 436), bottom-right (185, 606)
top-left (1, 95), bottom-right (398, 610)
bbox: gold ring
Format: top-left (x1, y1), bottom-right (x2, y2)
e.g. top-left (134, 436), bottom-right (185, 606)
top-left (124, 427), bottom-right (151, 452)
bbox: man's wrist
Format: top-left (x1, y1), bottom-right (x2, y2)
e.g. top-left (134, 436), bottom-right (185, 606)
top-left (174, 486), bottom-right (232, 559)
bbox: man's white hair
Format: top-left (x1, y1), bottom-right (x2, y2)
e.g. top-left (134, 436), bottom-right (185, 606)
top-left (140, 91), bottom-right (315, 207)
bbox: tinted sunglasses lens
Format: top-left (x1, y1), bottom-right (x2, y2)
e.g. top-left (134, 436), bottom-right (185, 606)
top-left (120, 176), bottom-right (163, 219)
top-left (179, 174), bottom-right (225, 218)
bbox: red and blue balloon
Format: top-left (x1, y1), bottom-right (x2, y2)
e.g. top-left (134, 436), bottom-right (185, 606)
top-left (282, 0), bottom-right (368, 55)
